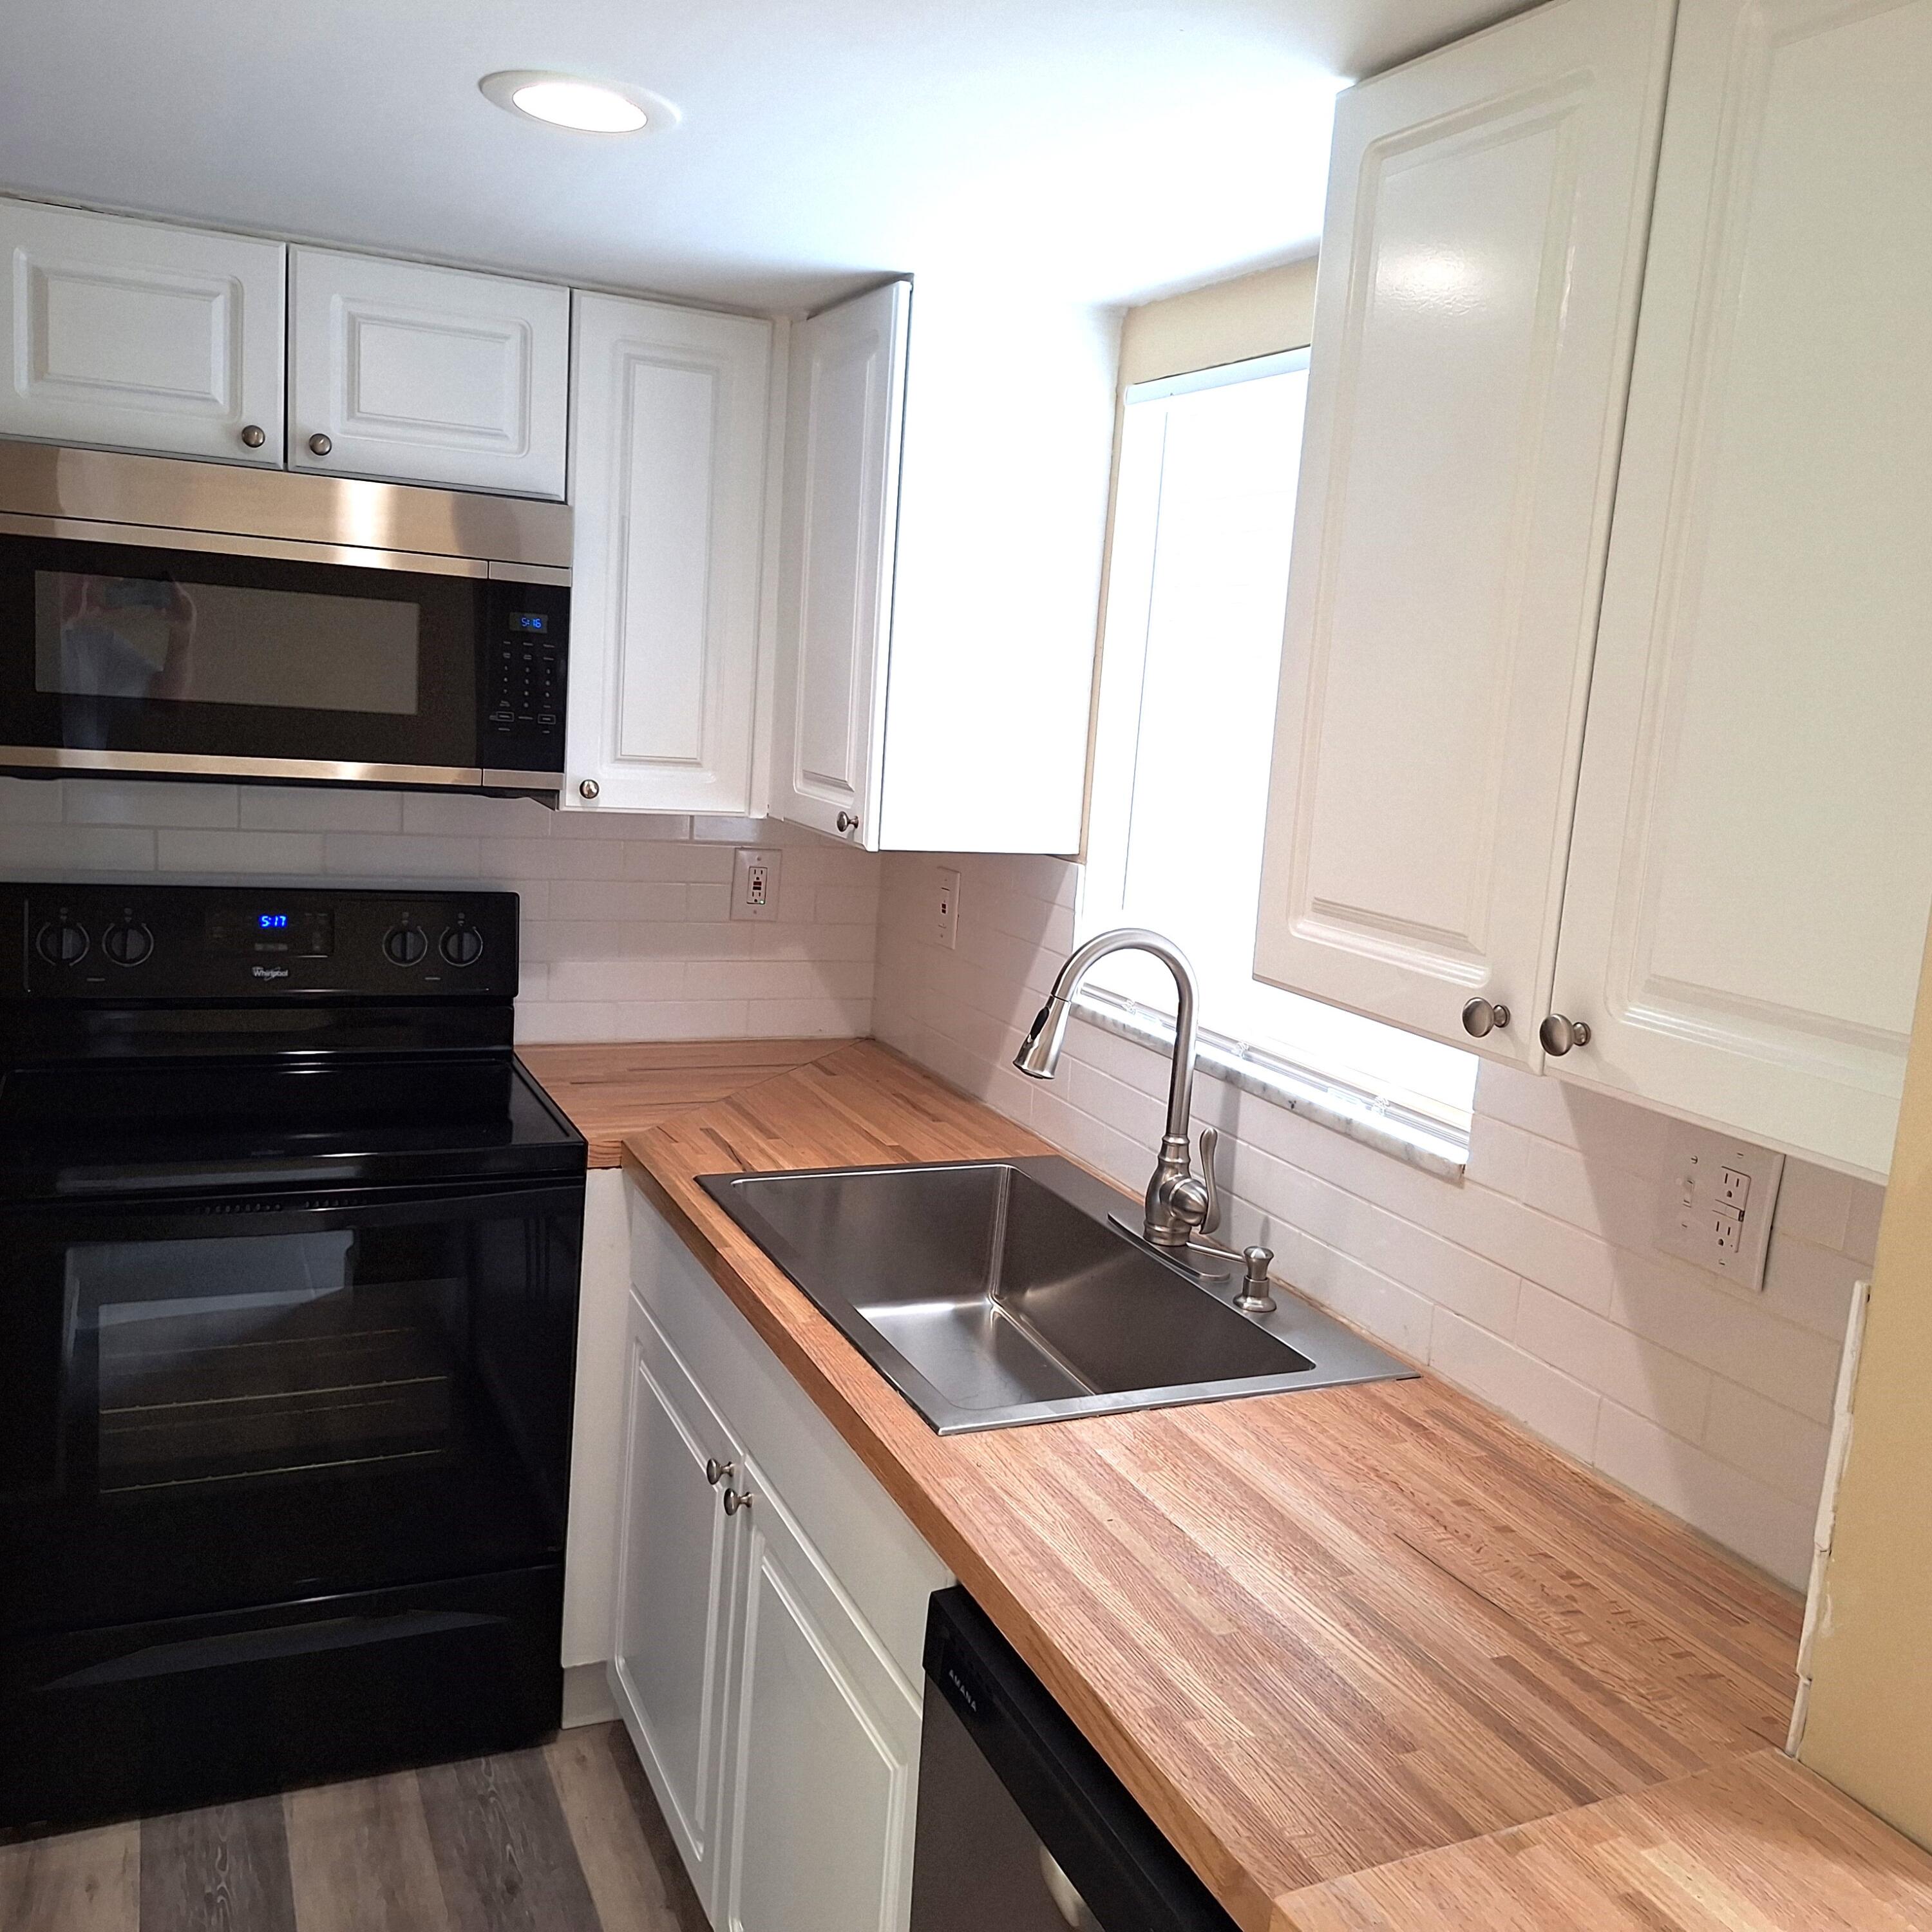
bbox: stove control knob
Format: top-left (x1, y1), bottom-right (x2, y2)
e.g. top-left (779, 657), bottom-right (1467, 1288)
top-left (101, 921), bottom-right (155, 967)
top-left (439, 922), bottom-right (485, 968)
top-left (35, 918), bottom-right (90, 966)
top-left (383, 924), bottom-right (428, 967)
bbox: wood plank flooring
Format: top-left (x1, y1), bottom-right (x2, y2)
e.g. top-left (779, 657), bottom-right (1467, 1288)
top-left (0, 1724), bottom-right (706, 1932)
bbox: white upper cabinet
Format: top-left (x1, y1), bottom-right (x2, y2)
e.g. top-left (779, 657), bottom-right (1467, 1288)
top-left (288, 247), bottom-right (569, 497)
top-left (1253, 0), bottom-right (1676, 1068)
top-left (1549, 0), bottom-right (1932, 1179)
top-left (565, 292), bottom-right (773, 816)
top-left (770, 279), bottom-right (1118, 853)
top-left (0, 198), bottom-right (285, 465)
top-left (768, 280), bottom-right (910, 844)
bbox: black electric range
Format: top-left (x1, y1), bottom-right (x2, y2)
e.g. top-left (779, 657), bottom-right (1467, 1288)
top-left (0, 880), bottom-right (587, 1830)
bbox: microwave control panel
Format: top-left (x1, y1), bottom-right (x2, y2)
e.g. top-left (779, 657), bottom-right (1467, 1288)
top-left (482, 580), bottom-right (570, 771)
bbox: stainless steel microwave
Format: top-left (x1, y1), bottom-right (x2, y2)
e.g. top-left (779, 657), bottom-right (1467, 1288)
top-left (0, 439), bottom-right (571, 797)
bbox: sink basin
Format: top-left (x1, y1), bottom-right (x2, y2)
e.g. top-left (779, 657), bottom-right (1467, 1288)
top-left (697, 1155), bottom-right (1413, 1432)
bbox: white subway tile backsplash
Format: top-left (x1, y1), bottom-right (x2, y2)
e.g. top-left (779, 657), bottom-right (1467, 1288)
top-left (1428, 1311), bottom-right (1602, 1464)
top-left (0, 779), bottom-right (64, 824)
top-left (691, 815), bottom-right (765, 844)
top-left (324, 833), bottom-right (481, 880)
top-left (873, 849), bottom-right (1879, 1589)
top-left (66, 781), bottom-right (239, 828)
top-left (544, 958), bottom-right (689, 1004)
top-left (746, 996), bottom-right (872, 1037)
top-left (0, 824), bottom-right (156, 872)
top-left (623, 842), bottom-right (737, 883)
top-left (549, 880), bottom-right (688, 922)
top-left (239, 786), bottom-right (403, 833)
top-left (1770, 1162), bottom-right (1853, 1251)
top-left (1843, 1181), bottom-right (1886, 1268)
top-left (1703, 1380), bottom-right (1833, 1505)
top-left (1593, 1402), bottom-right (1811, 1587)
top-left (609, 998), bottom-right (752, 1039)
top-left (157, 829), bottom-right (327, 875)
top-left (1514, 1285), bottom-right (1711, 1444)
top-left (19, 780), bottom-right (880, 1051)
top-left (402, 792), bottom-right (554, 837)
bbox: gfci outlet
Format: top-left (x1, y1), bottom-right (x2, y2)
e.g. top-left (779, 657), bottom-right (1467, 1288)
top-left (731, 847), bottom-right (780, 922)
top-left (936, 867), bottom-right (961, 949)
top-left (1655, 1120), bottom-right (1785, 1291)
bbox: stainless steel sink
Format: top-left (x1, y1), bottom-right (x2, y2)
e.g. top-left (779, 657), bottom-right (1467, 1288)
top-left (697, 1156), bottom-right (1414, 1433)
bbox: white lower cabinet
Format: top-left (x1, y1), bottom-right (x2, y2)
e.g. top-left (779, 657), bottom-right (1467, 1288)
top-left (715, 1460), bottom-right (923, 1932)
top-left (612, 1290), bottom-right (744, 1899)
top-left (609, 1184), bottom-right (951, 1929)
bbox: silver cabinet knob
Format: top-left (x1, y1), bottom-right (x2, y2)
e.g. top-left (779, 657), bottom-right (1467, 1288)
top-left (705, 1457), bottom-right (734, 1488)
top-left (1539, 1013), bottom-right (1593, 1056)
top-left (723, 1486), bottom-right (753, 1517)
top-left (308, 432), bottom-right (333, 457)
top-left (836, 810), bottom-right (858, 835)
top-left (578, 779), bottom-right (600, 801)
top-left (239, 424), bottom-right (266, 449)
top-left (1461, 998), bottom-right (1511, 1038)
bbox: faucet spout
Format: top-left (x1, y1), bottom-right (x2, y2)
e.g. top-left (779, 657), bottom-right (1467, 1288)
top-left (1013, 927), bottom-right (1206, 1247)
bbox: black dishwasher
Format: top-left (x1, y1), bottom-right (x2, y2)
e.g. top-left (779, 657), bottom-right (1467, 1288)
top-left (911, 1589), bottom-right (1238, 1932)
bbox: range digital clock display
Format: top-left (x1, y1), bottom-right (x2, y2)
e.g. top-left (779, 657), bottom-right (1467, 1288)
top-left (258, 913), bottom-right (289, 929)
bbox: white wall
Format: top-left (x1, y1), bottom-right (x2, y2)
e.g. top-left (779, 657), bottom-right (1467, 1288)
top-left (874, 849), bottom-right (1877, 1590)
top-left (0, 778), bottom-right (880, 1043)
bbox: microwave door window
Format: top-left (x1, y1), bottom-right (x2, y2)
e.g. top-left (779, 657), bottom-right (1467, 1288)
top-left (1, 532), bottom-right (480, 770)
top-left (35, 571), bottom-right (421, 718)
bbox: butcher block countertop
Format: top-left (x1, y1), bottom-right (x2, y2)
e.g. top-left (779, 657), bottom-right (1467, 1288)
top-left (526, 1038), bottom-right (1929, 1932)
top-left (517, 1038), bottom-right (852, 1166)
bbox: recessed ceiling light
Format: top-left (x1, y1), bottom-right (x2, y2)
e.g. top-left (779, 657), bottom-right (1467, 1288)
top-left (478, 70), bottom-right (679, 136)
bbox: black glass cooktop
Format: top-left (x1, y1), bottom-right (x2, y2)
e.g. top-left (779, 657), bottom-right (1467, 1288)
top-left (0, 1052), bottom-right (580, 1199)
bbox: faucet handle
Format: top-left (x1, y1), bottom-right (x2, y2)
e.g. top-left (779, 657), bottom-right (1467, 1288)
top-left (1197, 1124), bottom-right (1222, 1236)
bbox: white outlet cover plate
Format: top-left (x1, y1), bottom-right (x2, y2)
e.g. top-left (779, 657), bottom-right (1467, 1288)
top-left (1656, 1119), bottom-right (1785, 1291)
top-left (936, 866), bottom-right (961, 949)
top-left (730, 846), bottom-right (780, 922)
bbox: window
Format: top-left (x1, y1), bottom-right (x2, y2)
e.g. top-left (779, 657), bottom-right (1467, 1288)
top-left (1081, 351), bottom-right (1478, 1134)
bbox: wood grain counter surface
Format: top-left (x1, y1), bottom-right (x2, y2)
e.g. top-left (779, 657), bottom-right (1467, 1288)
top-left (542, 1037), bottom-right (1908, 1932)
top-left (518, 1038), bottom-right (851, 1166)
top-left (1274, 1748), bottom-right (1932, 1929)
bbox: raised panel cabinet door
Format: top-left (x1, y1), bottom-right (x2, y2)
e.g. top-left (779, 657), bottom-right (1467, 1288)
top-left (770, 280), bottom-right (911, 848)
top-left (565, 292), bottom-right (773, 815)
top-left (1550, 0), bottom-right (1932, 1179)
top-left (715, 1461), bottom-right (923, 1932)
top-left (0, 198), bottom-right (285, 464)
top-left (1252, 0), bottom-right (1676, 1066)
top-left (609, 1291), bottom-right (745, 1912)
top-left (288, 247), bottom-right (569, 496)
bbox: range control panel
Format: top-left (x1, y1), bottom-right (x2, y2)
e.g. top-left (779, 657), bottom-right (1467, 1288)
top-left (482, 579), bottom-right (570, 771)
top-left (6, 884), bottom-right (519, 1000)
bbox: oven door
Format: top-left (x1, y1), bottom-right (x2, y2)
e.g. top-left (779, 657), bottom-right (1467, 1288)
top-left (0, 1176), bottom-right (583, 1638)
top-left (0, 524), bottom-right (533, 786)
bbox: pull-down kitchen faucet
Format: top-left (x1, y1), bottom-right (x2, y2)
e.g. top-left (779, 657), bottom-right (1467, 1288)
top-left (1013, 928), bottom-right (1275, 1311)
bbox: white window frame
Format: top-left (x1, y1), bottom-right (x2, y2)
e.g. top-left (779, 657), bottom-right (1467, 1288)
top-left (1078, 348), bottom-right (1473, 1171)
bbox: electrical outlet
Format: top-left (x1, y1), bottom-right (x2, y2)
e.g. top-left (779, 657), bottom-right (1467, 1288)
top-left (730, 847), bottom-right (780, 922)
top-left (936, 867), bottom-right (961, 949)
top-left (1656, 1121), bottom-right (1784, 1290)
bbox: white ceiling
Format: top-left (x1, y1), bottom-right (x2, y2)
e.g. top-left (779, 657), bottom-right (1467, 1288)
top-left (1, 0), bottom-right (1525, 315)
